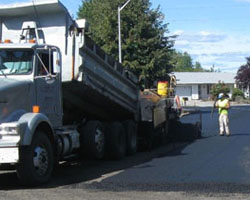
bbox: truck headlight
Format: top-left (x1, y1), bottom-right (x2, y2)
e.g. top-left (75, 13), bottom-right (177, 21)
top-left (0, 123), bottom-right (19, 135)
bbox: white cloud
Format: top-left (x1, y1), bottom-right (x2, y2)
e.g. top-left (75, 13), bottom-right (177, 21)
top-left (200, 31), bottom-right (211, 36)
top-left (173, 30), bottom-right (250, 72)
top-left (173, 30), bottom-right (184, 35)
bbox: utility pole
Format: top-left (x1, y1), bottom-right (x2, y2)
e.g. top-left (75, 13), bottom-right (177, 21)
top-left (118, 0), bottom-right (132, 63)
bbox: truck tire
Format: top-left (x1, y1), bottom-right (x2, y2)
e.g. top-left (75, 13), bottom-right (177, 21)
top-left (80, 121), bottom-right (105, 160)
top-left (106, 122), bottom-right (126, 160)
top-left (123, 120), bottom-right (137, 155)
top-left (16, 131), bottom-right (54, 186)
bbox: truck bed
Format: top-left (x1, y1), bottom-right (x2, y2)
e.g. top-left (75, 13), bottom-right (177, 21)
top-left (62, 81), bottom-right (136, 124)
top-left (62, 36), bottom-right (139, 124)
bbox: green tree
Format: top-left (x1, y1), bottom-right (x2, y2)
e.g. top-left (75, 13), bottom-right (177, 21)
top-left (174, 52), bottom-right (193, 71)
top-left (210, 82), bottom-right (230, 99)
top-left (171, 51), bottom-right (206, 72)
top-left (232, 88), bottom-right (244, 100)
top-left (194, 62), bottom-right (203, 72)
top-left (78, 0), bottom-right (175, 86)
top-left (235, 57), bottom-right (250, 89)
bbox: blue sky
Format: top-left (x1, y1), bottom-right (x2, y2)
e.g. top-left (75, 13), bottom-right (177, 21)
top-left (151, 0), bottom-right (250, 72)
top-left (1, 0), bottom-right (250, 72)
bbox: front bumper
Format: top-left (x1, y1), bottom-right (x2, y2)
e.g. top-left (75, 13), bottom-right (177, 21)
top-left (0, 147), bottom-right (19, 163)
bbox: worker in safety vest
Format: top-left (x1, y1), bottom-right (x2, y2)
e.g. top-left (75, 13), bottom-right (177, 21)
top-left (215, 93), bottom-right (230, 136)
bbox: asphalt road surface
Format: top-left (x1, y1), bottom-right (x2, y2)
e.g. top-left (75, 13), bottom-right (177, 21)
top-left (0, 105), bottom-right (250, 200)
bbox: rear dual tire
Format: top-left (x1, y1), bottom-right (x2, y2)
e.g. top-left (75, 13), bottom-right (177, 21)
top-left (80, 120), bottom-right (137, 160)
top-left (106, 122), bottom-right (126, 160)
top-left (80, 121), bottom-right (106, 160)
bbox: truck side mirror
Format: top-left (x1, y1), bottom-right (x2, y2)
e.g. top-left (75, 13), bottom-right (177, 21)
top-left (53, 51), bottom-right (61, 73)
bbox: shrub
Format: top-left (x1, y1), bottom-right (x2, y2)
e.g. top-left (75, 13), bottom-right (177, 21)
top-left (211, 82), bottom-right (230, 99)
top-left (232, 88), bottom-right (244, 100)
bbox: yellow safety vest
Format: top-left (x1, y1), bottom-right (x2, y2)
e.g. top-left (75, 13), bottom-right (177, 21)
top-left (218, 99), bottom-right (229, 115)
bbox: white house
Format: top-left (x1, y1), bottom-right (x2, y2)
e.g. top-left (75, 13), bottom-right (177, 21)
top-left (172, 72), bottom-right (237, 100)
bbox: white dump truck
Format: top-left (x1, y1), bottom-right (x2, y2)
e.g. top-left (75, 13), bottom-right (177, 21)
top-left (0, 0), bottom-right (180, 185)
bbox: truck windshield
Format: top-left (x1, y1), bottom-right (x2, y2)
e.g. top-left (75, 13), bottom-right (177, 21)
top-left (0, 49), bottom-right (33, 75)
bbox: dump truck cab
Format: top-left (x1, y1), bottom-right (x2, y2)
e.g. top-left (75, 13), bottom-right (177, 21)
top-left (0, 38), bottom-right (63, 156)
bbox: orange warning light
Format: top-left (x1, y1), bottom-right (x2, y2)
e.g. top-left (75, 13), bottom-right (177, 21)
top-left (33, 105), bottom-right (40, 113)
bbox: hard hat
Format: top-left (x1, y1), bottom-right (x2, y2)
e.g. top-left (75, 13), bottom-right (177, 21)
top-left (218, 93), bottom-right (224, 99)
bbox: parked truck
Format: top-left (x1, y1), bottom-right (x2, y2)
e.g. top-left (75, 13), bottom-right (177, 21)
top-left (0, 0), bottom-right (180, 185)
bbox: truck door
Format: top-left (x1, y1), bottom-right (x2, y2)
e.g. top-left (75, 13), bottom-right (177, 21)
top-left (34, 48), bottom-right (63, 127)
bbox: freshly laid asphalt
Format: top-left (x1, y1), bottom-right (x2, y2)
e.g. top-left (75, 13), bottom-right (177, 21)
top-left (0, 105), bottom-right (250, 200)
top-left (80, 105), bottom-right (250, 194)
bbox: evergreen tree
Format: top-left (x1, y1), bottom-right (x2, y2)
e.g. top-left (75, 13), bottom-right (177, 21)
top-left (171, 51), bottom-right (209, 72)
top-left (78, 0), bottom-right (175, 86)
top-left (194, 62), bottom-right (203, 72)
top-left (174, 52), bottom-right (193, 71)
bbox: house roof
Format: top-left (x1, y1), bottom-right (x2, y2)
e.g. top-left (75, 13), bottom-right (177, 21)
top-left (172, 72), bottom-right (236, 84)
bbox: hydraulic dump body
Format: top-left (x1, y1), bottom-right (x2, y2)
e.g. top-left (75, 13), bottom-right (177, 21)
top-left (62, 35), bottom-right (139, 123)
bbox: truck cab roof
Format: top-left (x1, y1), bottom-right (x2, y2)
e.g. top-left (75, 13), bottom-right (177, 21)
top-left (0, 43), bottom-right (56, 52)
top-left (0, 0), bottom-right (69, 18)
top-left (0, 43), bottom-right (37, 49)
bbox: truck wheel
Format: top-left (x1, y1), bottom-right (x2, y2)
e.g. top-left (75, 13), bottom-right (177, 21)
top-left (123, 120), bottom-right (137, 155)
top-left (106, 122), bottom-right (126, 160)
top-left (16, 131), bottom-right (54, 186)
top-left (80, 121), bottom-right (105, 159)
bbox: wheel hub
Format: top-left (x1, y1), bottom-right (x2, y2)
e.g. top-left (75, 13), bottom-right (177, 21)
top-left (95, 128), bottom-right (105, 152)
top-left (33, 146), bottom-right (49, 176)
